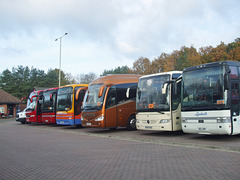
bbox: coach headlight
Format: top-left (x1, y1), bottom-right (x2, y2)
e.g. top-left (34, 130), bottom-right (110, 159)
top-left (217, 117), bottom-right (231, 123)
top-left (95, 114), bottom-right (104, 121)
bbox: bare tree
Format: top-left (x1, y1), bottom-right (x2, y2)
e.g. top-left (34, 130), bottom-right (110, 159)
top-left (75, 72), bottom-right (98, 84)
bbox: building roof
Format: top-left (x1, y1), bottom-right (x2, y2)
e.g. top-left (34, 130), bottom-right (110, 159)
top-left (0, 89), bottom-right (21, 104)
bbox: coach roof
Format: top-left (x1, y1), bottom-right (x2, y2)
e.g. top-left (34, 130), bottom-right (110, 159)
top-left (91, 74), bottom-right (141, 85)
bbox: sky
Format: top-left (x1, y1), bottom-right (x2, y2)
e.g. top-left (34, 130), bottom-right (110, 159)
top-left (0, 0), bottom-right (240, 77)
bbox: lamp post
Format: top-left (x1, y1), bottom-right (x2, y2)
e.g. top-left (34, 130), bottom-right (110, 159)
top-left (55, 33), bottom-right (68, 87)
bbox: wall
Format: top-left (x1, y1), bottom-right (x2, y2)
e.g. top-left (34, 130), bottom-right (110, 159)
top-left (0, 104), bottom-right (17, 118)
top-left (0, 104), bottom-right (7, 118)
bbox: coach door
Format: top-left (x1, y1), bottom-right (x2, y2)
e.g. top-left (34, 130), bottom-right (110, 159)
top-left (37, 94), bottom-right (42, 123)
top-left (105, 86), bottom-right (118, 128)
top-left (231, 82), bottom-right (240, 135)
top-left (74, 87), bottom-right (87, 124)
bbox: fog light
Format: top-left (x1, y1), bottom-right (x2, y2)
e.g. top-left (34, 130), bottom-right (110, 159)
top-left (160, 119), bottom-right (170, 123)
top-left (182, 118), bottom-right (188, 123)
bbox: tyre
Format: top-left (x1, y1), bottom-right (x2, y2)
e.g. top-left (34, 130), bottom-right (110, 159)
top-left (126, 115), bottom-right (136, 131)
top-left (21, 118), bottom-right (26, 124)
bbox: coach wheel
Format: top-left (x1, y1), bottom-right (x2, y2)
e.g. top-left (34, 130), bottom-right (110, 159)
top-left (127, 115), bottom-right (136, 131)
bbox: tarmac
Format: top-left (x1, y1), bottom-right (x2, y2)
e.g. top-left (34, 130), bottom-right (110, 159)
top-left (0, 118), bottom-right (240, 180)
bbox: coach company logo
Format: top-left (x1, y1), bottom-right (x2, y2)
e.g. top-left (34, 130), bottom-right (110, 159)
top-left (195, 112), bottom-right (207, 116)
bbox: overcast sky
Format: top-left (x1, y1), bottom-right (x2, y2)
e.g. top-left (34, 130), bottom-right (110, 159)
top-left (0, 0), bottom-right (240, 77)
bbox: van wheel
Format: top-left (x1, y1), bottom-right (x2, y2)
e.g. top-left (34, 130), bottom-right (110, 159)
top-left (126, 115), bottom-right (136, 131)
top-left (21, 119), bottom-right (26, 124)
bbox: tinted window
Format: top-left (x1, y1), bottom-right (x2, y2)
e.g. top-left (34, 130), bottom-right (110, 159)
top-left (230, 66), bottom-right (238, 79)
top-left (74, 86), bottom-right (85, 115)
top-left (116, 83), bottom-right (137, 104)
top-left (172, 81), bottom-right (181, 110)
top-left (105, 86), bottom-right (117, 109)
top-left (231, 83), bottom-right (240, 116)
top-left (172, 73), bottom-right (181, 79)
top-left (57, 87), bottom-right (73, 111)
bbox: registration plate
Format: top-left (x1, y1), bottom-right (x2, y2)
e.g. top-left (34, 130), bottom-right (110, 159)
top-left (86, 123), bottom-right (91, 126)
top-left (198, 127), bottom-right (206, 131)
top-left (145, 126), bottom-right (152, 129)
top-left (60, 121), bottom-right (64, 124)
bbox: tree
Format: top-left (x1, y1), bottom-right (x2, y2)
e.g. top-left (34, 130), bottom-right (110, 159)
top-left (45, 69), bottom-right (58, 87)
top-left (132, 57), bottom-right (152, 75)
top-left (29, 67), bottom-right (46, 87)
top-left (65, 73), bottom-right (76, 84)
top-left (227, 38), bottom-right (240, 60)
top-left (76, 72), bottom-right (98, 84)
top-left (151, 53), bottom-right (169, 73)
top-left (209, 42), bottom-right (228, 62)
top-left (163, 50), bottom-right (178, 71)
top-left (101, 66), bottom-right (131, 76)
top-left (227, 47), bottom-right (240, 60)
top-left (12, 66), bottom-right (31, 99)
top-left (0, 66), bottom-right (38, 99)
top-left (44, 69), bottom-right (75, 87)
top-left (174, 46), bottom-right (189, 71)
top-left (0, 66), bottom-right (76, 99)
top-left (199, 46), bottom-right (213, 64)
top-left (188, 46), bottom-right (202, 67)
top-left (0, 69), bottom-right (13, 92)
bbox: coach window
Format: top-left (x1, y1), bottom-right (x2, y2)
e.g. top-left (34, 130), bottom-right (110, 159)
top-left (229, 66), bottom-right (238, 79)
top-left (128, 85), bottom-right (137, 99)
top-left (75, 87), bottom-right (85, 115)
top-left (116, 84), bottom-right (127, 105)
top-left (106, 86), bottom-right (117, 109)
top-left (231, 83), bottom-right (240, 116)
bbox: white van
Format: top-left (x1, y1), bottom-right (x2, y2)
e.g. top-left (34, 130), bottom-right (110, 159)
top-left (16, 108), bottom-right (27, 124)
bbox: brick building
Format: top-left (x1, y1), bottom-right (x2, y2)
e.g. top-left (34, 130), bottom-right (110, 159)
top-left (0, 89), bottom-right (21, 118)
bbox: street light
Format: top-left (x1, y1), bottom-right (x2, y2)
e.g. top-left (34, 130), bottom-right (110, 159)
top-left (55, 33), bottom-right (68, 87)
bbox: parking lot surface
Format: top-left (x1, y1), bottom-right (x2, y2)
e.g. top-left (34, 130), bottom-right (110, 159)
top-left (0, 119), bottom-right (240, 180)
